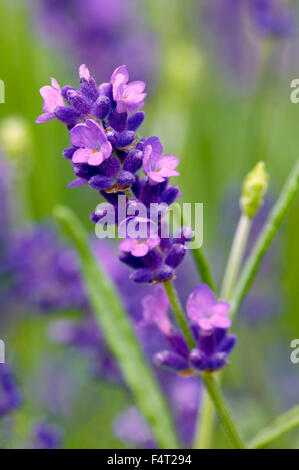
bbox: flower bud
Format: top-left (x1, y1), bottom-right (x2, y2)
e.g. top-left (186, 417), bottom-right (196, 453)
top-left (165, 243), bottom-right (186, 268)
top-left (94, 95), bottom-right (111, 119)
top-left (117, 170), bottom-right (135, 187)
top-left (127, 111), bottom-right (145, 131)
top-left (154, 350), bottom-right (189, 372)
top-left (240, 162), bottom-right (269, 218)
top-left (54, 106), bottom-right (79, 126)
top-left (123, 149), bottom-right (143, 173)
top-left (88, 174), bottom-right (113, 190)
top-left (66, 90), bottom-right (91, 115)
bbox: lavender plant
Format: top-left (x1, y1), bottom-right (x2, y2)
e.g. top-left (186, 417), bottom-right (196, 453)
top-left (36, 63), bottom-right (299, 449)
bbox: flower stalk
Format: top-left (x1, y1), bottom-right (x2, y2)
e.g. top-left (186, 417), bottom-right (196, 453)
top-left (220, 213), bottom-right (252, 301)
top-left (163, 280), bottom-right (196, 349)
top-left (201, 372), bottom-right (245, 449)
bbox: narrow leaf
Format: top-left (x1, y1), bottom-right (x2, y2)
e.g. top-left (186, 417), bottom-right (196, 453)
top-left (54, 205), bottom-right (178, 449)
top-left (248, 405), bottom-right (299, 449)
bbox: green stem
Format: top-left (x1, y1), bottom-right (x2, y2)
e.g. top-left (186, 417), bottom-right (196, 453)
top-left (193, 389), bottom-right (214, 449)
top-left (163, 280), bottom-right (196, 349)
top-left (201, 372), bottom-right (245, 449)
top-left (220, 213), bottom-right (252, 301)
top-left (231, 158), bottom-right (299, 319)
top-left (195, 213), bottom-right (251, 448)
top-left (192, 248), bottom-right (216, 292)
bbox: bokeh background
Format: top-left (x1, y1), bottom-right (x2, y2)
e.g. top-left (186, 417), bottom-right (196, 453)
top-left (0, 0), bottom-right (299, 449)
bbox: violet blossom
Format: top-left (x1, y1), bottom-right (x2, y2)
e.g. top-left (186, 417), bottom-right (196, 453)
top-left (0, 364), bottom-right (22, 419)
top-left (141, 284), bottom-right (236, 373)
top-left (37, 64), bottom-right (190, 283)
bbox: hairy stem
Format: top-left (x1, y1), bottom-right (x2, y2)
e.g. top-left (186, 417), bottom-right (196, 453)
top-left (201, 372), bottom-right (245, 449)
top-left (193, 389), bottom-right (214, 449)
top-left (220, 213), bottom-right (252, 301)
top-left (192, 248), bottom-right (216, 292)
top-left (164, 280), bottom-right (196, 349)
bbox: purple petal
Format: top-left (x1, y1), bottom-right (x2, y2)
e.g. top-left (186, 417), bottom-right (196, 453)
top-left (186, 284), bottom-right (216, 323)
top-left (111, 65), bottom-right (129, 84)
top-left (40, 83), bottom-right (64, 113)
top-left (88, 150), bottom-right (104, 166)
top-left (189, 349), bottom-right (207, 371)
top-left (72, 148), bottom-right (92, 164)
top-left (125, 81), bottom-right (146, 96)
top-left (211, 315), bottom-right (231, 329)
top-left (154, 350), bottom-right (189, 372)
top-left (118, 238), bottom-right (133, 252)
top-left (79, 64), bottom-right (90, 81)
top-left (131, 242), bottom-right (150, 257)
top-left (67, 178), bottom-right (87, 188)
top-left (36, 112), bottom-right (54, 124)
top-left (141, 285), bottom-right (171, 335)
top-left (158, 155), bottom-right (179, 171)
top-left (210, 301), bottom-right (231, 317)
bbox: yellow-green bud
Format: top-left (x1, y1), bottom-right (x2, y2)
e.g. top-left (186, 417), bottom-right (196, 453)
top-left (0, 116), bottom-right (31, 158)
top-left (240, 162), bottom-right (269, 218)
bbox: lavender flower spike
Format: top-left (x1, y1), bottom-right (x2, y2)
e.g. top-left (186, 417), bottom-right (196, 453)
top-left (186, 284), bottom-right (231, 331)
top-left (36, 78), bottom-right (64, 123)
top-left (70, 119), bottom-right (112, 166)
top-left (111, 65), bottom-right (146, 114)
top-left (143, 137), bottom-right (180, 185)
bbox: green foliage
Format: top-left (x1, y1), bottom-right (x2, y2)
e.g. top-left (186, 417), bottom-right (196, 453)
top-left (54, 205), bottom-right (178, 449)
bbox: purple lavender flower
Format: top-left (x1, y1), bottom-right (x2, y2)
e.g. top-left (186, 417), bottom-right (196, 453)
top-left (49, 316), bottom-right (121, 381)
top-left (71, 119), bottom-right (112, 166)
top-left (111, 65), bottom-right (146, 114)
top-left (0, 364), bottom-right (22, 418)
top-left (186, 284), bottom-right (231, 331)
top-left (249, 0), bottom-right (297, 37)
top-left (143, 137), bottom-right (180, 185)
top-left (4, 225), bottom-right (86, 313)
top-left (113, 407), bottom-right (155, 448)
top-left (29, 421), bottom-right (62, 449)
top-left (37, 64), bottom-right (188, 284)
top-left (36, 78), bottom-right (64, 123)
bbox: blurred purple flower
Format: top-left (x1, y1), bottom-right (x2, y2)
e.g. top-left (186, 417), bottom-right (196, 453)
top-left (141, 284), bottom-right (236, 374)
top-left (186, 284), bottom-right (231, 331)
top-left (4, 225), bottom-right (87, 313)
top-left (36, 78), bottom-right (64, 124)
top-left (0, 364), bottom-right (22, 419)
top-left (199, 0), bottom-right (298, 88)
top-left (249, 0), bottom-right (297, 37)
top-left (29, 421), bottom-right (62, 449)
top-left (35, 0), bottom-right (159, 85)
top-left (113, 407), bottom-right (155, 448)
